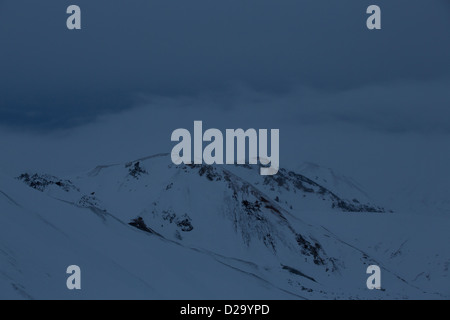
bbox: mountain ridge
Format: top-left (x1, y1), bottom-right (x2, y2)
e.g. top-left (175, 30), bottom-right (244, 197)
top-left (0, 154), bottom-right (445, 299)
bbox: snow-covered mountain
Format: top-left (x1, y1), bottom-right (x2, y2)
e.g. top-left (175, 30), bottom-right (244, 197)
top-left (0, 154), bottom-right (448, 299)
top-left (296, 162), bottom-right (374, 205)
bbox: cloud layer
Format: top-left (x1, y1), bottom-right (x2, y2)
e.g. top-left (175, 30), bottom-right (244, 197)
top-left (0, 0), bottom-right (449, 127)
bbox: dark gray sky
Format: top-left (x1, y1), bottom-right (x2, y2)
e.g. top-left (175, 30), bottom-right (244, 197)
top-left (0, 0), bottom-right (449, 128)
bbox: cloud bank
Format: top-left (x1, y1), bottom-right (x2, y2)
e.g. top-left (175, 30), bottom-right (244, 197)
top-left (0, 0), bottom-right (449, 127)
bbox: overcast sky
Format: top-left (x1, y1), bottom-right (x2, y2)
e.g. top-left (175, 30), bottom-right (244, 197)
top-left (0, 1), bottom-right (449, 213)
top-left (0, 0), bottom-right (449, 129)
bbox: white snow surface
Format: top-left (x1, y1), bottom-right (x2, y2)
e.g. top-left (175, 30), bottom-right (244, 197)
top-left (0, 154), bottom-right (448, 300)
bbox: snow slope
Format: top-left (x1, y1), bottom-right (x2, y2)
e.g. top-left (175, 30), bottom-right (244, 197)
top-left (0, 154), bottom-right (448, 299)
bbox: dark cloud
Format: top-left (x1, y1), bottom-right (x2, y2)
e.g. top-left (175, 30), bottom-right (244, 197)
top-left (0, 0), bottom-right (449, 128)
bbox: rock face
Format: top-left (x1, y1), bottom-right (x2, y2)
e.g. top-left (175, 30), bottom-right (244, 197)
top-left (18, 173), bottom-right (79, 193)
